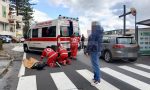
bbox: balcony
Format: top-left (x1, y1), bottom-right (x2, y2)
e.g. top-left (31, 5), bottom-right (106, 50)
top-left (8, 15), bottom-right (23, 23)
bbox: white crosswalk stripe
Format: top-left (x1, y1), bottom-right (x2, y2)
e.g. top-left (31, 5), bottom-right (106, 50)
top-left (18, 53), bottom-right (26, 77)
top-left (135, 64), bottom-right (150, 70)
top-left (12, 46), bottom-right (24, 52)
top-left (17, 75), bottom-right (37, 90)
top-left (76, 69), bottom-right (119, 90)
top-left (119, 66), bottom-right (150, 78)
top-left (101, 67), bottom-right (150, 90)
top-left (50, 72), bottom-right (78, 90)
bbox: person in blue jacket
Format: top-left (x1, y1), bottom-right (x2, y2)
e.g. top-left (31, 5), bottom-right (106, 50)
top-left (85, 21), bottom-right (104, 86)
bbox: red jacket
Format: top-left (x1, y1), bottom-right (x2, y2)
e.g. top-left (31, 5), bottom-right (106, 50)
top-left (58, 46), bottom-right (68, 57)
top-left (40, 48), bottom-right (57, 60)
top-left (70, 36), bottom-right (79, 46)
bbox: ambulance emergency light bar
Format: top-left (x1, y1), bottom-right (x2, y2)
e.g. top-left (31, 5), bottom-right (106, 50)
top-left (58, 15), bottom-right (79, 21)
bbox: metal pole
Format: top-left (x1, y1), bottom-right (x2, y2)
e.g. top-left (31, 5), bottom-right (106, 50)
top-left (15, 0), bottom-right (18, 16)
top-left (135, 14), bottom-right (138, 42)
top-left (123, 5), bottom-right (126, 36)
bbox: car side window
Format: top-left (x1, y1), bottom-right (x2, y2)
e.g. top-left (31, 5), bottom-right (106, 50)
top-left (102, 37), bottom-right (110, 43)
top-left (103, 39), bottom-right (110, 43)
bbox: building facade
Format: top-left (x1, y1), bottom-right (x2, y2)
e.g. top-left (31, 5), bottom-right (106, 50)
top-left (0, 0), bottom-right (11, 35)
top-left (0, 0), bottom-right (24, 37)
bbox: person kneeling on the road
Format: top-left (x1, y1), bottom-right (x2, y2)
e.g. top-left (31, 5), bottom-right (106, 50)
top-left (40, 46), bottom-right (58, 68)
top-left (57, 43), bottom-right (71, 65)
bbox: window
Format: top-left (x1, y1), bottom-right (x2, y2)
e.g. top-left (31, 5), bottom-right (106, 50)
top-left (2, 5), bottom-right (6, 18)
top-left (145, 42), bottom-right (148, 44)
top-left (42, 26), bottom-right (56, 37)
top-left (2, 23), bottom-right (6, 31)
top-left (32, 29), bottom-right (38, 37)
top-left (74, 27), bottom-right (80, 36)
top-left (60, 26), bottom-right (70, 37)
top-left (117, 37), bottom-right (136, 44)
top-left (102, 39), bottom-right (110, 43)
top-left (102, 37), bottom-right (110, 43)
top-left (140, 42), bottom-right (144, 44)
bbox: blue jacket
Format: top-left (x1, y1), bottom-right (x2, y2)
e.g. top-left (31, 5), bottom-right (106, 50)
top-left (86, 24), bottom-right (104, 53)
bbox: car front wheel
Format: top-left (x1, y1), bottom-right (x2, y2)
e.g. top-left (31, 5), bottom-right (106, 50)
top-left (24, 45), bottom-right (29, 53)
top-left (104, 51), bottom-right (113, 63)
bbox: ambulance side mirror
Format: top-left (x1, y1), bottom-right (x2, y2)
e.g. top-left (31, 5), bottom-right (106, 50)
top-left (24, 34), bottom-right (27, 39)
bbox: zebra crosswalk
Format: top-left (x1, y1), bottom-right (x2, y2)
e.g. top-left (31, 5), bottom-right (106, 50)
top-left (17, 63), bottom-right (150, 90)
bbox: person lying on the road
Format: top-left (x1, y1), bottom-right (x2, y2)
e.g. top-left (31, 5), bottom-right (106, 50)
top-left (40, 46), bottom-right (58, 68)
top-left (57, 43), bottom-right (71, 65)
top-left (23, 57), bottom-right (46, 70)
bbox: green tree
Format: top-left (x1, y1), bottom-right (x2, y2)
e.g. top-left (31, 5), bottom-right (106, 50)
top-left (10, 0), bottom-right (35, 35)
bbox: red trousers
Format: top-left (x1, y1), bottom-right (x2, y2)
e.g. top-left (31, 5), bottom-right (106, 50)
top-left (58, 54), bottom-right (71, 65)
top-left (70, 44), bottom-right (78, 58)
top-left (47, 53), bottom-right (58, 67)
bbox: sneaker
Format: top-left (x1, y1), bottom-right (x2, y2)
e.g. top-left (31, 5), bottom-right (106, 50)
top-left (90, 79), bottom-right (95, 83)
top-left (91, 81), bottom-right (100, 87)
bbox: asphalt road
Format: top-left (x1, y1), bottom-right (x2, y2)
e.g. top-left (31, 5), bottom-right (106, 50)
top-left (1, 49), bottom-right (150, 90)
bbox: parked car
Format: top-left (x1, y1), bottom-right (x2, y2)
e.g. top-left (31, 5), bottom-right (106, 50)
top-left (20, 37), bottom-right (25, 43)
top-left (11, 36), bottom-right (20, 43)
top-left (84, 35), bottom-right (139, 62)
top-left (0, 35), bottom-right (12, 43)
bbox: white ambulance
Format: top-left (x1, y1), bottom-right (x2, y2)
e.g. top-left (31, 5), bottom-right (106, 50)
top-left (24, 15), bottom-right (80, 52)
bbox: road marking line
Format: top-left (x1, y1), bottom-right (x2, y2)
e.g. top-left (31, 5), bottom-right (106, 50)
top-left (12, 46), bottom-right (23, 52)
top-left (135, 64), bottom-right (150, 70)
top-left (17, 75), bottom-right (37, 90)
top-left (76, 69), bottom-right (119, 90)
top-left (119, 66), bottom-right (150, 78)
top-left (18, 53), bottom-right (26, 77)
top-left (50, 72), bottom-right (78, 90)
top-left (101, 68), bottom-right (150, 90)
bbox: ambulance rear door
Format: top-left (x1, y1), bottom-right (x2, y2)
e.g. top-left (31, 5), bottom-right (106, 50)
top-left (59, 20), bottom-right (72, 49)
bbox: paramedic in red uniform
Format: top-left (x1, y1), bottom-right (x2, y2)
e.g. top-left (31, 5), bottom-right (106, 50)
top-left (40, 46), bottom-right (58, 67)
top-left (70, 33), bottom-right (79, 59)
top-left (57, 44), bottom-right (71, 65)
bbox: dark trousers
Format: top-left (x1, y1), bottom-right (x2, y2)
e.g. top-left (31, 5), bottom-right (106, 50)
top-left (81, 41), bottom-right (84, 49)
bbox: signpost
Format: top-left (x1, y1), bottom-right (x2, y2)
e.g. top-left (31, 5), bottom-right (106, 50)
top-left (119, 5), bottom-right (137, 37)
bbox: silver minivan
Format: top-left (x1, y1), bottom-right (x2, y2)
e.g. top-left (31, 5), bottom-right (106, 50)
top-left (101, 35), bottom-right (139, 62)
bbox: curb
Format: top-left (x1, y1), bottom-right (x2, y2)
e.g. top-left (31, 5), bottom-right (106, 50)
top-left (0, 54), bottom-right (14, 76)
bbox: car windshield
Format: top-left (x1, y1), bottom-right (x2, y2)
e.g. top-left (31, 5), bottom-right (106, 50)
top-left (117, 37), bottom-right (136, 44)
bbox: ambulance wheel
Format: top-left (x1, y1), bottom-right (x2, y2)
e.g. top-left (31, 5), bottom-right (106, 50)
top-left (24, 45), bottom-right (29, 52)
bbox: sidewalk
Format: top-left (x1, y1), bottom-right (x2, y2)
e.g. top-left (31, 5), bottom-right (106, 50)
top-left (0, 43), bottom-right (23, 76)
